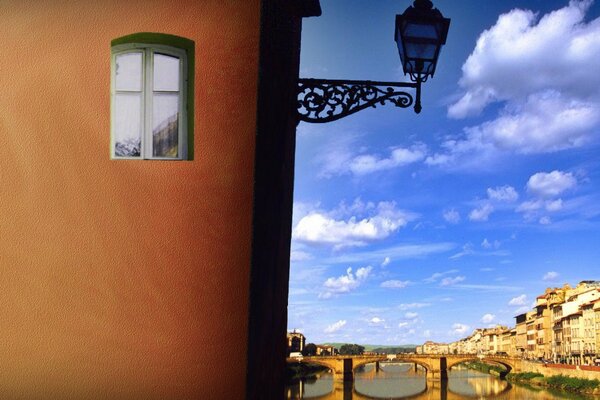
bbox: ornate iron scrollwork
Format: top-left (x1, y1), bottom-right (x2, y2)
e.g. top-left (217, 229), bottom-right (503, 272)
top-left (297, 78), bottom-right (421, 123)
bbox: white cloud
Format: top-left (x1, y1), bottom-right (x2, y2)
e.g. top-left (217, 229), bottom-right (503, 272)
top-left (481, 313), bottom-right (496, 324)
top-left (424, 269), bottom-right (459, 283)
top-left (293, 201), bottom-right (415, 249)
top-left (481, 238), bottom-right (500, 249)
top-left (290, 250), bottom-right (312, 262)
top-left (324, 320), bottom-right (347, 334)
top-left (450, 243), bottom-right (475, 259)
top-left (381, 257), bottom-right (391, 267)
top-left (469, 203), bottom-right (494, 222)
top-left (546, 199), bottom-right (564, 212)
top-left (381, 280), bottom-right (411, 289)
top-left (440, 1), bottom-right (600, 165)
top-left (320, 266), bottom-right (372, 299)
top-left (370, 317), bottom-right (385, 325)
top-left (451, 323), bottom-right (470, 336)
top-left (404, 312), bottom-right (419, 319)
top-left (527, 170), bottom-right (577, 198)
top-left (443, 209), bottom-right (461, 224)
top-left (348, 144), bottom-right (428, 176)
top-left (539, 216), bottom-right (552, 225)
top-left (509, 294), bottom-right (528, 306)
top-left (323, 242), bottom-right (455, 265)
top-left (543, 271), bottom-right (560, 281)
top-left (449, 0), bottom-right (600, 118)
top-left (487, 185), bottom-right (519, 202)
top-left (440, 276), bottom-right (466, 286)
top-left (398, 302), bottom-right (431, 310)
top-left (398, 322), bottom-right (410, 329)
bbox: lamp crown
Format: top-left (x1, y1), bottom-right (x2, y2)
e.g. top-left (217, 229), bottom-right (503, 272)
top-left (413, 0), bottom-right (433, 10)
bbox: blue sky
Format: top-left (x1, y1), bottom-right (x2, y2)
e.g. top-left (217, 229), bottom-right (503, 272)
top-left (288, 0), bottom-right (600, 345)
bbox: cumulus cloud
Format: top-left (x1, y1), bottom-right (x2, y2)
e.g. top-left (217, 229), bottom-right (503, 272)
top-left (527, 170), bottom-right (577, 198)
top-left (319, 266), bottom-right (372, 299)
top-left (469, 203), bottom-right (494, 221)
top-left (398, 322), bottom-right (410, 328)
top-left (438, 1), bottom-right (600, 165)
top-left (381, 257), bottom-right (391, 267)
top-left (487, 185), bottom-right (519, 202)
top-left (481, 313), bottom-right (496, 324)
top-left (516, 171), bottom-right (576, 223)
top-left (370, 317), bottom-right (385, 325)
top-left (443, 209), bottom-right (461, 224)
top-left (293, 201), bottom-right (415, 249)
top-left (381, 280), bottom-right (411, 289)
top-left (404, 312), bottom-right (419, 319)
top-left (317, 138), bottom-right (428, 178)
top-left (451, 323), bottom-right (470, 336)
top-left (508, 294), bottom-right (528, 306)
top-left (324, 320), bottom-right (347, 333)
top-left (348, 144), bottom-right (428, 176)
top-left (543, 271), bottom-right (560, 281)
top-left (449, 0), bottom-right (600, 117)
top-left (440, 276), bottom-right (466, 286)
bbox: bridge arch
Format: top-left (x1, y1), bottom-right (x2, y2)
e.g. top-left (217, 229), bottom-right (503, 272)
top-left (286, 358), bottom-right (338, 375)
top-left (446, 356), bottom-right (515, 378)
top-left (391, 357), bottom-right (434, 373)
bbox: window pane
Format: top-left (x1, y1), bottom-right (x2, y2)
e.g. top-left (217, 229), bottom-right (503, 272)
top-left (115, 52), bottom-right (143, 91)
top-left (114, 93), bottom-right (142, 157)
top-left (153, 53), bottom-right (180, 91)
top-left (153, 94), bottom-right (179, 157)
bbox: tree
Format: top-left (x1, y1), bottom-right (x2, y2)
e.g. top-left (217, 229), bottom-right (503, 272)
top-left (339, 344), bottom-right (365, 355)
top-left (303, 343), bottom-right (317, 356)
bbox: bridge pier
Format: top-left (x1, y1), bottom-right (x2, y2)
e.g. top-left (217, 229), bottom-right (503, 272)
top-left (427, 357), bottom-right (448, 381)
top-left (427, 369), bottom-right (448, 381)
top-left (375, 361), bottom-right (380, 372)
top-left (334, 358), bottom-right (354, 382)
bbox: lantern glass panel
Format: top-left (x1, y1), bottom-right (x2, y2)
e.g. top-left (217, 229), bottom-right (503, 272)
top-left (405, 41), bottom-right (437, 60)
top-left (404, 22), bottom-right (439, 40)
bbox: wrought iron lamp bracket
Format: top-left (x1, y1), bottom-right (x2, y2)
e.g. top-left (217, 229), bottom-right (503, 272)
top-left (297, 78), bottom-right (422, 124)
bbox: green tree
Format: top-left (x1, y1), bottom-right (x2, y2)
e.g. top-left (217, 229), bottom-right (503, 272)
top-left (339, 344), bottom-right (365, 355)
top-left (303, 343), bottom-right (317, 356)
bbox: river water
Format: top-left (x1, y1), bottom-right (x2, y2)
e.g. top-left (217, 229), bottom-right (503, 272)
top-left (285, 363), bottom-right (596, 399)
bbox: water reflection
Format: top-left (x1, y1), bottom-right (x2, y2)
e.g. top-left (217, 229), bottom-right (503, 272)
top-left (286, 363), bottom-right (592, 400)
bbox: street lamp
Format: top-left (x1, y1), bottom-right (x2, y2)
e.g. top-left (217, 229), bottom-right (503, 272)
top-left (297, 0), bottom-right (450, 123)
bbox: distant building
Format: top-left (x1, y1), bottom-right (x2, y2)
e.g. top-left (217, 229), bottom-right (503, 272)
top-left (315, 345), bottom-right (337, 356)
top-left (287, 330), bottom-right (306, 354)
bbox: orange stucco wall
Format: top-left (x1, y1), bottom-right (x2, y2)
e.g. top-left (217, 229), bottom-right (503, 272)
top-left (0, 1), bottom-right (259, 398)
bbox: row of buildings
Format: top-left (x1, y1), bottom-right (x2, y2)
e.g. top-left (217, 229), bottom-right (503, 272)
top-left (417, 281), bottom-right (600, 365)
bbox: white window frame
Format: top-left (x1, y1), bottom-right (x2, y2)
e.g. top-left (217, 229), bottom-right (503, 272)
top-left (111, 43), bottom-right (188, 160)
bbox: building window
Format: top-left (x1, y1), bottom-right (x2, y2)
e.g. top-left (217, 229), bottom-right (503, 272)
top-left (111, 33), bottom-right (194, 160)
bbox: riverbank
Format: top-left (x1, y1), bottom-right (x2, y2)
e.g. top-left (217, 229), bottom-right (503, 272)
top-left (286, 363), bottom-right (329, 383)
top-left (508, 372), bottom-right (600, 396)
top-left (465, 361), bottom-right (600, 396)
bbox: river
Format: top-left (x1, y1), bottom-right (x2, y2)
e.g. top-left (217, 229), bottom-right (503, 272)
top-left (285, 363), bottom-right (596, 399)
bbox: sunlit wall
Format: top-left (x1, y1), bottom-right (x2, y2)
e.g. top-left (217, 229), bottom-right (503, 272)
top-left (0, 0), bottom-right (260, 397)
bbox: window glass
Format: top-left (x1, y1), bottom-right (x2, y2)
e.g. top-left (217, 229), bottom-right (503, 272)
top-left (152, 93), bottom-right (179, 157)
top-left (153, 53), bottom-right (180, 91)
top-left (115, 52), bottom-right (143, 91)
top-left (114, 93), bottom-right (142, 157)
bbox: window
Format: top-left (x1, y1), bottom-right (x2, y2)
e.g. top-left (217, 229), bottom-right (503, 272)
top-left (111, 33), bottom-right (194, 160)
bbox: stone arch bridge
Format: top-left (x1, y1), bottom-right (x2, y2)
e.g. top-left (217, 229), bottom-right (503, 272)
top-left (287, 354), bottom-right (522, 382)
